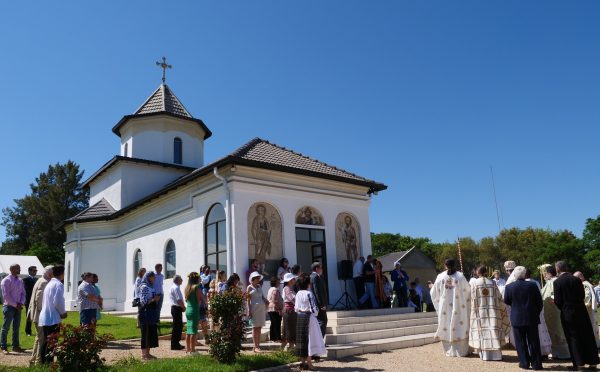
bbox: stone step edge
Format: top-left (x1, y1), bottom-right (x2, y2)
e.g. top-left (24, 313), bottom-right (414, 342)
top-left (328, 308), bottom-right (415, 318)
top-left (326, 332), bottom-right (436, 350)
top-left (328, 317), bottom-right (438, 333)
top-left (328, 312), bottom-right (438, 325)
top-left (326, 324), bottom-right (438, 339)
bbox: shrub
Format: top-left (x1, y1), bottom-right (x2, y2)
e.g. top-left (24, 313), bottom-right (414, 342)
top-left (206, 290), bottom-right (245, 364)
top-left (47, 324), bottom-right (114, 371)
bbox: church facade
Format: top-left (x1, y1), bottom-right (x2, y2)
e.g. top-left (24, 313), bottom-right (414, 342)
top-left (62, 82), bottom-right (386, 314)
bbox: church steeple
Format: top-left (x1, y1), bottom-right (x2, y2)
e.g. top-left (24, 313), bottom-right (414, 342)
top-left (133, 83), bottom-right (192, 118)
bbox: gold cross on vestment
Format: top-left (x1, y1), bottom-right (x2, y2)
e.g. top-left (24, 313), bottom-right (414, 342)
top-left (155, 56), bottom-right (172, 83)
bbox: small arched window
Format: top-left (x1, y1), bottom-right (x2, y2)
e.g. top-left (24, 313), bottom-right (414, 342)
top-left (67, 261), bottom-right (71, 292)
top-left (124, 142), bottom-right (129, 157)
top-left (173, 137), bottom-right (182, 164)
top-left (205, 204), bottom-right (227, 273)
top-left (165, 240), bottom-right (176, 279)
top-left (133, 249), bottom-right (142, 278)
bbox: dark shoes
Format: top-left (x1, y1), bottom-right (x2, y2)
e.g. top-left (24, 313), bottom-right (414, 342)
top-left (171, 345), bottom-right (185, 350)
top-left (12, 347), bottom-right (25, 353)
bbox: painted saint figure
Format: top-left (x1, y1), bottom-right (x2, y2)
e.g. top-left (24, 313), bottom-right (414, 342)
top-left (251, 204), bottom-right (272, 268)
top-left (296, 207), bottom-right (320, 225)
top-left (340, 216), bottom-right (358, 262)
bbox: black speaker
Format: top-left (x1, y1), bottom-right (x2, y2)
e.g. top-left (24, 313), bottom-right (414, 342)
top-left (338, 260), bottom-right (353, 280)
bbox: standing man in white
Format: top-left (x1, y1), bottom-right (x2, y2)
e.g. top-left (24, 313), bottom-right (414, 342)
top-left (430, 258), bottom-right (471, 357)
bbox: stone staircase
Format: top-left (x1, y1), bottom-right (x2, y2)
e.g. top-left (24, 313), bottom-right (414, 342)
top-left (325, 307), bottom-right (438, 359)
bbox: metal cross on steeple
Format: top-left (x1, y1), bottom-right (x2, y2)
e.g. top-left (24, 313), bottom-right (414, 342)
top-left (155, 56), bottom-right (172, 83)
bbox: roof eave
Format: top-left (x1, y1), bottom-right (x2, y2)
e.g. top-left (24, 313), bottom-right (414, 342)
top-left (111, 112), bottom-right (213, 140)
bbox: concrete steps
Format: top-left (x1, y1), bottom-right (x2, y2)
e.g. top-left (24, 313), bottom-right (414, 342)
top-left (325, 308), bottom-right (438, 359)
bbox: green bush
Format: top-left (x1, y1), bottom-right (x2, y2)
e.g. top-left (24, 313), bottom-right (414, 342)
top-left (206, 291), bottom-right (245, 364)
top-left (47, 324), bottom-right (114, 371)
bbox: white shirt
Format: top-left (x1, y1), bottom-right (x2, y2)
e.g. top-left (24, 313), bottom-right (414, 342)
top-left (39, 278), bottom-right (66, 327)
top-left (353, 260), bottom-right (364, 278)
top-left (169, 283), bottom-right (184, 308)
top-left (493, 277), bottom-right (506, 291)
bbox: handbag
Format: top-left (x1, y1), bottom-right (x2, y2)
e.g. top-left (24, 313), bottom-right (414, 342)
top-left (132, 298), bottom-right (141, 307)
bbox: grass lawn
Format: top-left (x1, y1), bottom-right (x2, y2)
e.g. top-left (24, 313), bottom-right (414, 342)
top-left (0, 311), bottom-right (172, 350)
top-left (0, 351), bottom-right (297, 372)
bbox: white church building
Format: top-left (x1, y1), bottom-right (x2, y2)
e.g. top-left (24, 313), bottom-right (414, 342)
top-left (62, 81), bottom-right (386, 314)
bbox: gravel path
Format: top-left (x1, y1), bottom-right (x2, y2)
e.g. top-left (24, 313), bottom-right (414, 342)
top-left (311, 342), bottom-right (575, 372)
top-left (0, 340), bottom-right (577, 371)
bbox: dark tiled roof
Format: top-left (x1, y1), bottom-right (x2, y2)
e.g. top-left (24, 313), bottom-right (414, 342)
top-left (112, 84), bottom-right (212, 139)
top-left (81, 156), bottom-right (196, 188)
top-left (134, 84), bottom-right (191, 117)
top-left (65, 138), bottom-right (386, 224)
top-left (66, 198), bottom-right (115, 222)
top-left (231, 138), bottom-right (371, 183)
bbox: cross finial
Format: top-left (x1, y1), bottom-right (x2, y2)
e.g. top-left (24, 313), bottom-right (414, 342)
top-left (155, 56), bottom-right (172, 83)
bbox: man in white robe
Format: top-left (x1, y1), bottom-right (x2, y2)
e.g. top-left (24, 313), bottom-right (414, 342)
top-left (574, 271), bottom-right (600, 348)
top-left (469, 266), bottom-right (511, 361)
top-left (431, 258), bottom-right (471, 357)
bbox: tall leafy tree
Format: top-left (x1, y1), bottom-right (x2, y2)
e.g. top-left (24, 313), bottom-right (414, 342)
top-left (1, 161), bottom-right (88, 264)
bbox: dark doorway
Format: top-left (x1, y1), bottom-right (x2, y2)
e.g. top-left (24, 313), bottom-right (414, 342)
top-left (296, 227), bottom-right (328, 301)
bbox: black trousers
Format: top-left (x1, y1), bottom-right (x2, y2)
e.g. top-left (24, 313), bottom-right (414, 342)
top-left (41, 324), bottom-right (60, 364)
top-left (513, 325), bottom-right (542, 370)
top-left (170, 306), bottom-right (183, 347)
top-left (317, 309), bottom-right (327, 338)
top-left (25, 303), bottom-right (32, 335)
top-left (268, 311), bottom-right (282, 341)
top-left (353, 277), bottom-right (364, 305)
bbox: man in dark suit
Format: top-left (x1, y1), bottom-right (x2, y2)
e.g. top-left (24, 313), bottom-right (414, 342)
top-left (23, 266), bottom-right (38, 336)
top-left (554, 261), bottom-right (599, 371)
top-left (310, 262), bottom-right (328, 338)
top-left (504, 266), bottom-right (544, 370)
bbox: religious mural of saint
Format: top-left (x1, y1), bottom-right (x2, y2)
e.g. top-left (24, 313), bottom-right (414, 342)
top-left (295, 206), bottom-right (323, 225)
top-left (335, 212), bottom-right (360, 263)
top-left (251, 204), bottom-right (272, 264)
top-left (248, 202), bottom-right (283, 277)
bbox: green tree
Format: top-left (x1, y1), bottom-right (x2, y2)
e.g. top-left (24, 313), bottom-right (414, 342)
top-left (370, 233), bottom-right (432, 258)
top-left (1, 161), bottom-right (88, 264)
top-left (583, 215), bottom-right (600, 280)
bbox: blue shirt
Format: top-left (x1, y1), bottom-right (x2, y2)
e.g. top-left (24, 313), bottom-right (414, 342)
top-left (391, 269), bottom-right (409, 292)
top-left (153, 273), bottom-right (164, 294)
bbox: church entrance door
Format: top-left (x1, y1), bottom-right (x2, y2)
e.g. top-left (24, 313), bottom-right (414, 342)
top-left (295, 228), bottom-right (329, 299)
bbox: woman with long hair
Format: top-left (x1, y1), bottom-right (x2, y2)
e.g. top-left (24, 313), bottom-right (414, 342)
top-left (184, 272), bottom-right (201, 354)
top-left (217, 270), bottom-right (227, 294)
top-left (138, 271), bottom-right (161, 360)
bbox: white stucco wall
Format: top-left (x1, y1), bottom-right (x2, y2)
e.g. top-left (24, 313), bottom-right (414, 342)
top-left (89, 166), bottom-right (123, 209)
top-left (66, 169), bottom-right (378, 315)
top-left (120, 115), bottom-right (206, 168)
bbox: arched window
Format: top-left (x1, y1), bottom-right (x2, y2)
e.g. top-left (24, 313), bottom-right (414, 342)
top-left (67, 261), bottom-right (71, 292)
top-left (124, 142), bottom-right (129, 157)
top-left (173, 137), bottom-right (182, 164)
top-left (133, 249), bottom-right (142, 278)
top-left (165, 240), bottom-right (176, 279)
top-left (205, 204), bottom-right (227, 273)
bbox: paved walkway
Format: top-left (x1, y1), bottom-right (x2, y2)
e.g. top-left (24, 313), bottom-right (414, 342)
top-left (313, 342), bottom-right (575, 371)
top-left (0, 339), bottom-right (577, 371)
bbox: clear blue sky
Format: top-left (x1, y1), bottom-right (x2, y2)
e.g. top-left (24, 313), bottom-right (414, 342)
top-left (1, 1), bottom-right (599, 243)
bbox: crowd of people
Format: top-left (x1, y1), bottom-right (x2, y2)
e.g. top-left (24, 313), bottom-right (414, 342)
top-left (130, 258), bottom-right (327, 369)
top-left (0, 264), bottom-right (104, 366)
top-left (352, 255), bottom-right (434, 312)
top-left (431, 258), bottom-right (600, 371)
